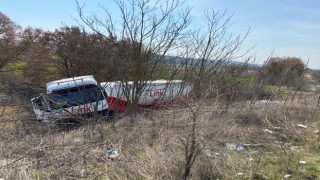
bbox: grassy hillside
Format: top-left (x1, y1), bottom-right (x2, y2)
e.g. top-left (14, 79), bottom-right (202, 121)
top-left (0, 86), bottom-right (320, 179)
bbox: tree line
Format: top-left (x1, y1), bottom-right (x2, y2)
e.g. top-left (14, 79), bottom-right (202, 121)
top-left (1, 9), bottom-right (306, 86)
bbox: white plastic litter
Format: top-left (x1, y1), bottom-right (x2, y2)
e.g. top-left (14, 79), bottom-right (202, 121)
top-left (107, 148), bottom-right (119, 159)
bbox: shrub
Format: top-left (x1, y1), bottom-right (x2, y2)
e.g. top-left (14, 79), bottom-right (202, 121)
top-left (262, 57), bottom-right (305, 87)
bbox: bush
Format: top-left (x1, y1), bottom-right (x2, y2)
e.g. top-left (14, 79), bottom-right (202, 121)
top-left (262, 57), bottom-right (305, 87)
top-left (311, 70), bottom-right (320, 83)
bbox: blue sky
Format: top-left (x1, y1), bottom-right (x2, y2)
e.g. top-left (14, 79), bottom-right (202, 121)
top-left (1, 0), bottom-right (319, 68)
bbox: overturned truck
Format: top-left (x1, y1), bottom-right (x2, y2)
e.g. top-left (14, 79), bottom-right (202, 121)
top-left (31, 75), bottom-right (191, 124)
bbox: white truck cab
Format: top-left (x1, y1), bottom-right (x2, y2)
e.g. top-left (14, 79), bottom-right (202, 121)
top-left (31, 75), bottom-right (108, 125)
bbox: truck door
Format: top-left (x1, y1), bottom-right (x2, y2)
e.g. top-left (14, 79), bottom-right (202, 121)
top-left (32, 95), bottom-right (50, 120)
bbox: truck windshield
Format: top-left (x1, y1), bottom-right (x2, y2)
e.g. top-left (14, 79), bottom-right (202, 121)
top-left (48, 84), bottom-right (104, 109)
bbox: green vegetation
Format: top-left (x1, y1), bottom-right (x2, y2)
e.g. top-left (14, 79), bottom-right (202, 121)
top-left (232, 76), bottom-right (256, 85)
top-left (266, 85), bottom-right (292, 98)
top-left (150, 72), bottom-right (173, 80)
top-left (2, 61), bottom-right (26, 76)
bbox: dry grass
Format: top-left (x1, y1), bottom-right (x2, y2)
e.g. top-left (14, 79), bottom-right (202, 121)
top-left (0, 92), bottom-right (320, 179)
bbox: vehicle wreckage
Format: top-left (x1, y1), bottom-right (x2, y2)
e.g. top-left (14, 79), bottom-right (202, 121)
top-left (31, 75), bottom-right (191, 125)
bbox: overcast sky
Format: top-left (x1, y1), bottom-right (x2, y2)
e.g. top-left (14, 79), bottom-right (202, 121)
top-left (1, 0), bottom-right (319, 68)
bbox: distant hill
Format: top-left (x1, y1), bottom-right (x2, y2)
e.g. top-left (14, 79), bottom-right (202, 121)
top-left (162, 55), bottom-right (262, 68)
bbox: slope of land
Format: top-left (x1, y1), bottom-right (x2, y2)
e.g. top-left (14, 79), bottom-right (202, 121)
top-left (0, 79), bottom-right (320, 179)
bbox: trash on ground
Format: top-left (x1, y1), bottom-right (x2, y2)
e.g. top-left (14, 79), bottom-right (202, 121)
top-left (225, 143), bottom-right (237, 150)
top-left (226, 143), bottom-right (263, 151)
top-left (299, 160), bottom-right (306, 172)
top-left (244, 143), bottom-right (263, 148)
top-left (297, 124), bottom-right (307, 128)
top-left (273, 127), bottom-right (284, 131)
top-left (80, 169), bottom-right (86, 177)
top-left (107, 148), bottom-right (119, 159)
top-left (279, 133), bottom-right (288, 140)
top-left (237, 172), bottom-right (244, 176)
top-left (274, 141), bottom-right (283, 144)
top-left (299, 160), bottom-right (306, 164)
top-left (236, 144), bottom-right (244, 151)
top-left (263, 129), bottom-right (274, 134)
top-left (284, 174), bottom-right (292, 178)
top-left (259, 100), bottom-right (284, 104)
top-left (313, 129), bottom-right (319, 134)
top-left (226, 143), bottom-right (244, 151)
top-left (204, 149), bottom-right (220, 158)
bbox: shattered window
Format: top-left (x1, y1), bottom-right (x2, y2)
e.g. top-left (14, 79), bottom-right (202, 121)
top-left (48, 84), bottom-right (104, 109)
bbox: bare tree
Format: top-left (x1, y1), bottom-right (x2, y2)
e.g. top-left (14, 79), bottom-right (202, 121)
top-left (76, 0), bottom-right (191, 113)
top-left (177, 10), bottom-right (250, 97)
top-left (172, 9), bottom-right (251, 179)
top-left (75, 1), bottom-right (251, 178)
top-left (0, 12), bottom-right (28, 72)
top-left (47, 26), bottom-right (114, 81)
